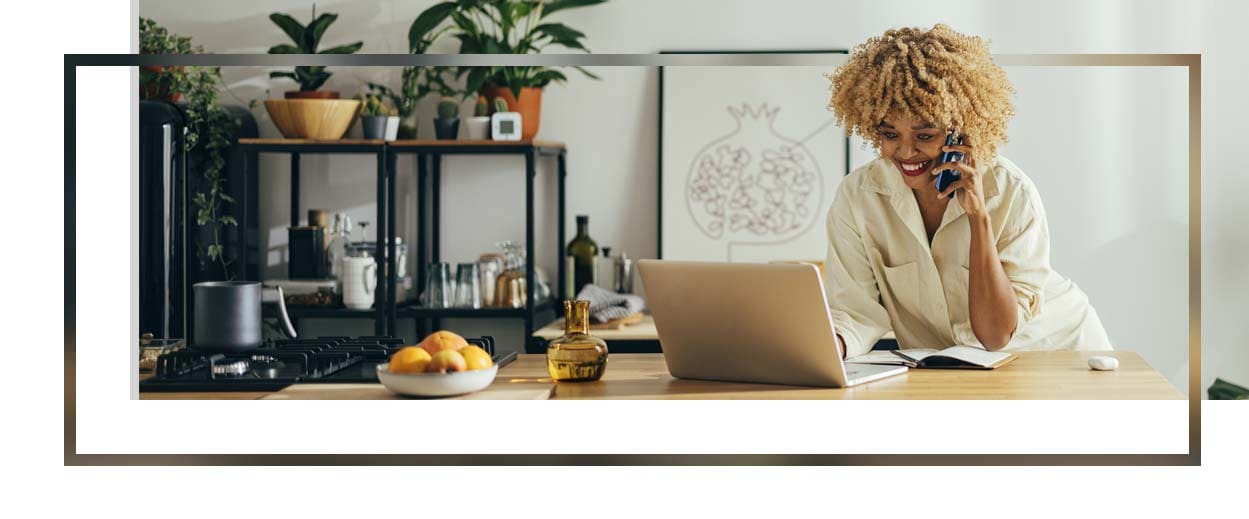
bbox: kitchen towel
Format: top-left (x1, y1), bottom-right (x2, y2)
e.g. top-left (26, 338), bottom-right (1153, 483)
top-left (575, 284), bottom-right (646, 323)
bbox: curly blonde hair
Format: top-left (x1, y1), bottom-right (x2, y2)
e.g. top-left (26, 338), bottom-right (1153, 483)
top-left (827, 24), bottom-right (1015, 161)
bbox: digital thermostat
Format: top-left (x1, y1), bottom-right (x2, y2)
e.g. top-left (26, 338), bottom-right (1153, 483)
top-left (491, 112), bottom-right (522, 141)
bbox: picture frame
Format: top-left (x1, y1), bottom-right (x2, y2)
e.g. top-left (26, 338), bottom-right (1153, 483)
top-left (658, 50), bottom-right (861, 262)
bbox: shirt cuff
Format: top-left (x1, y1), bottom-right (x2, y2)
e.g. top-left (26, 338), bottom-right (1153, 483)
top-left (829, 309), bottom-right (879, 359)
top-left (1010, 289), bottom-right (1042, 339)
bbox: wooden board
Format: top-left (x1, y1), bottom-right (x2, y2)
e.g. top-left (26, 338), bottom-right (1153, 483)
top-left (533, 314), bottom-right (660, 340)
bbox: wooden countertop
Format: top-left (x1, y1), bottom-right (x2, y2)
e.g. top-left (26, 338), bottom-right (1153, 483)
top-left (140, 350), bottom-right (1180, 400)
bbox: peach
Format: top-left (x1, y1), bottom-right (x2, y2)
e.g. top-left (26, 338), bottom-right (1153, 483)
top-left (427, 349), bottom-right (468, 373)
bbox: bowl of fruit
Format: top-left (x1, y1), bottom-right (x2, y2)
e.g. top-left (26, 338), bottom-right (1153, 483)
top-left (377, 330), bottom-right (498, 397)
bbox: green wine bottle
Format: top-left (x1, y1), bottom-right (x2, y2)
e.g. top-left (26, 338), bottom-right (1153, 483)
top-left (565, 215), bottom-right (599, 299)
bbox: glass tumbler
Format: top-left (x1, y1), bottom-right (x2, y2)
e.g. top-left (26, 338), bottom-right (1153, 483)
top-left (454, 263), bottom-right (482, 309)
top-left (421, 262), bottom-right (452, 308)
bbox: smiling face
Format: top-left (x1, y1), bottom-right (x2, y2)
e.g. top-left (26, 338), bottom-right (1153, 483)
top-left (877, 113), bottom-right (947, 192)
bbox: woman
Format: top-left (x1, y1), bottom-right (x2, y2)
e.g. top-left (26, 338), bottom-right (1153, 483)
top-left (823, 24), bottom-right (1111, 358)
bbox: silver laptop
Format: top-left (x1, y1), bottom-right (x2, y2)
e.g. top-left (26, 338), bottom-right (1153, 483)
top-left (637, 260), bottom-right (907, 388)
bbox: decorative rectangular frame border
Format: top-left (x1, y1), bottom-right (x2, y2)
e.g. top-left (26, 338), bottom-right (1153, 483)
top-left (63, 53), bottom-right (1199, 466)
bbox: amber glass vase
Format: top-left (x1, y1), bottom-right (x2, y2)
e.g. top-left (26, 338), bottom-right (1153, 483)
top-left (546, 300), bottom-right (608, 382)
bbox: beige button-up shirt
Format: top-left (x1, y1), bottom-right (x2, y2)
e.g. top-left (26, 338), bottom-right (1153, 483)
top-left (824, 155), bottom-right (1112, 358)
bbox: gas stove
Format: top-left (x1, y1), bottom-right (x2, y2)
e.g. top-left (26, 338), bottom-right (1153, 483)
top-left (139, 335), bottom-right (516, 392)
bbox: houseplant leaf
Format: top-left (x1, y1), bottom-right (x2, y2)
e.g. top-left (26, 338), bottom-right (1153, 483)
top-left (454, 33), bottom-right (484, 54)
top-left (530, 22), bottom-right (588, 51)
top-left (573, 65), bottom-right (600, 80)
top-left (464, 66), bottom-right (491, 96)
top-left (268, 43), bottom-right (300, 54)
top-left (531, 68), bottom-right (567, 87)
top-left (305, 12), bottom-right (339, 51)
top-left (268, 13), bottom-right (307, 48)
top-left (409, 1), bottom-right (457, 53)
top-left (319, 42), bottom-right (364, 54)
top-left (541, 0), bottom-right (608, 19)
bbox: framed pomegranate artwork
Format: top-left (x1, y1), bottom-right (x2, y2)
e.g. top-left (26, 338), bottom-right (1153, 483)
top-left (659, 50), bottom-right (870, 263)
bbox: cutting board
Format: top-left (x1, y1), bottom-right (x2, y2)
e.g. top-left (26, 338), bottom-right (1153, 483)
top-left (550, 312), bottom-right (644, 331)
top-left (262, 383), bottom-right (554, 400)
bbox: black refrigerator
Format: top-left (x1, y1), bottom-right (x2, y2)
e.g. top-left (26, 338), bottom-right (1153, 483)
top-left (138, 100), bottom-right (258, 340)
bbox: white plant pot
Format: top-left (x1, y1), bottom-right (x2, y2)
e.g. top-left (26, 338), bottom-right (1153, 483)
top-left (462, 116), bottom-right (491, 140)
top-left (383, 116), bottom-right (400, 141)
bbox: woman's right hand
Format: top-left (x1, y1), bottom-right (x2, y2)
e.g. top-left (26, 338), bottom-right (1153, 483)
top-left (835, 334), bottom-right (847, 359)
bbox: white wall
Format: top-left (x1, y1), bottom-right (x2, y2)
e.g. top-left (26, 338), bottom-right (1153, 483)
top-left (139, 0), bottom-right (1249, 396)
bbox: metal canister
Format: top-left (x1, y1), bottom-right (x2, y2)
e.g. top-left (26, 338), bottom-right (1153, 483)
top-left (288, 226), bottom-right (327, 279)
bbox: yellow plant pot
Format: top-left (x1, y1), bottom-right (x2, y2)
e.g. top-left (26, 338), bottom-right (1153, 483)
top-left (264, 99), bottom-right (361, 140)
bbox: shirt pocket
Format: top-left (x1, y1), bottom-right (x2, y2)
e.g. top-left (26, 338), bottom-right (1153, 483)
top-left (871, 249), bottom-right (921, 321)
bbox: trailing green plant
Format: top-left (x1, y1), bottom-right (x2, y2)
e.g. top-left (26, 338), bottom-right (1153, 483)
top-left (437, 97), bottom-right (460, 119)
top-left (267, 5), bottom-right (363, 91)
top-left (414, 0), bottom-right (607, 100)
top-left (139, 18), bottom-right (241, 279)
top-left (473, 96), bottom-right (489, 117)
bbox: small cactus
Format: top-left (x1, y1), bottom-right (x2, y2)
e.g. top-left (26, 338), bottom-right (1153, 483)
top-left (474, 96), bottom-right (489, 117)
top-left (437, 97), bottom-right (459, 119)
top-left (360, 93), bottom-right (386, 116)
top-left (492, 97), bottom-right (509, 114)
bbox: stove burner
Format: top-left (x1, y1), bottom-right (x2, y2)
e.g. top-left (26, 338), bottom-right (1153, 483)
top-left (212, 360), bottom-right (250, 378)
top-left (142, 335), bottom-right (509, 392)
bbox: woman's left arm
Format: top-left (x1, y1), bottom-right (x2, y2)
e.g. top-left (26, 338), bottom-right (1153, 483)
top-left (936, 145), bottom-right (1022, 350)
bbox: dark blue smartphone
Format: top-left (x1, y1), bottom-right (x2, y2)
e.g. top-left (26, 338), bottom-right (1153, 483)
top-left (935, 132), bottom-right (965, 193)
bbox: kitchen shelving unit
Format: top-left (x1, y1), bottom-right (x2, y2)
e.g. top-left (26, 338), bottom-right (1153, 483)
top-left (238, 139), bottom-right (393, 336)
top-left (236, 138), bottom-right (567, 351)
top-left (390, 140), bottom-right (566, 354)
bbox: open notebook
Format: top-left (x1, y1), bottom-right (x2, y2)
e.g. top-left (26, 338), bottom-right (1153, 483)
top-left (847, 345), bottom-right (1017, 370)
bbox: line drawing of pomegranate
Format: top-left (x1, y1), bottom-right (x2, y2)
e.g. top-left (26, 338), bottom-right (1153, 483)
top-left (685, 103), bottom-right (825, 260)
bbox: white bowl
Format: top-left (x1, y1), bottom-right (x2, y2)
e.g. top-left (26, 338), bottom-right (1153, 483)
top-left (376, 363), bottom-right (499, 397)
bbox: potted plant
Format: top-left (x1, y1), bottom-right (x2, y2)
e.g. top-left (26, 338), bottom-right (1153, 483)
top-left (263, 6), bottom-right (363, 139)
top-left (433, 97), bottom-right (460, 139)
top-left (138, 17), bottom-right (190, 102)
top-left (366, 69), bottom-right (421, 139)
top-left (359, 93), bottom-right (399, 140)
top-left (462, 96), bottom-right (491, 140)
top-left (415, 0), bottom-right (607, 140)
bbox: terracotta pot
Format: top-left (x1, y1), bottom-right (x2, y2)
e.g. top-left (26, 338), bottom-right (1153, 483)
top-left (284, 90), bottom-right (341, 99)
top-left (263, 99), bottom-right (361, 140)
top-left (479, 85), bottom-right (543, 140)
top-left (139, 65), bottom-right (182, 103)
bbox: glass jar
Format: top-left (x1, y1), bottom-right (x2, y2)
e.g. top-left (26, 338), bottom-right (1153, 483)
top-left (493, 241), bottom-right (527, 308)
top-left (546, 300), bottom-right (608, 382)
top-left (326, 213), bottom-right (353, 280)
